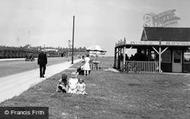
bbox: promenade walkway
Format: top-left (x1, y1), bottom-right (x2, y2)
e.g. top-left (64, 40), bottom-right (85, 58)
top-left (0, 58), bottom-right (25, 61)
top-left (0, 59), bottom-right (81, 103)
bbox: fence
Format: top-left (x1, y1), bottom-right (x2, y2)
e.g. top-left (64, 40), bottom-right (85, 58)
top-left (123, 61), bottom-right (159, 73)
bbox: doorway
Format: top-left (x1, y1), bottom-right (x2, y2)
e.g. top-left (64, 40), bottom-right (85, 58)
top-left (172, 50), bottom-right (182, 72)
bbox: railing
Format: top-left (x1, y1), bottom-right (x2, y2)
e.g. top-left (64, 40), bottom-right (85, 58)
top-left (123, 61), bottom-right (159, 73)
top-left (115, 39), bottom-right (126, 47)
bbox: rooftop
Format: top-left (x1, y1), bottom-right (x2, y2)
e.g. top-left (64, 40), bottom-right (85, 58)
top-left (142, 27), bottom-right (190, 41)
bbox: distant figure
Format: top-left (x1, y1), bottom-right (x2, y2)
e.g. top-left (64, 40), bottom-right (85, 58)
top-left (76, 78), bottom-right (87, 95)
top-left (125, 54), bottom-right (129, 61)
top-left (81, 55), bottom-right (85, 63)
top-left (38, 50), bottom-right (47, 78)
top-left (130, 55), bottom-right (134, 60)
top-left (77, 55), bottom-right (85, 75)
top-left (68, 72), bottom-right (79, 94)
top-left (83, 54), bottom-right (91, 76)
top-left (133, 49), bottom-right (148, 61)
top-left (77, 66), bottom-right (84, 75)
top-left (56, 74), bottom-right (68, 93)
top-left (119, 54), bottom-right (124, 62)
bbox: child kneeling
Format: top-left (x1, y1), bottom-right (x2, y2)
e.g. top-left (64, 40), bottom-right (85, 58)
top-left (56, 74), bottom-right (68, 93)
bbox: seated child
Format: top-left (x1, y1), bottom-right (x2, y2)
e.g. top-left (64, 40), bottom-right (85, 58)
top-left (56, 74), bottom-right (68, 93)
top-left (76, 78), bottom-right (87, 95)
top-left (67, 72), bottom-right (79, 94)
top-left (77, 66), bottom-right (84, 75)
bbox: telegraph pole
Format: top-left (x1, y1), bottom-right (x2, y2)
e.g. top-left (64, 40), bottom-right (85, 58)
top-left (71, 16), bottom-right (75, 64)
top-left (68, 40), bottom-right (71, 57)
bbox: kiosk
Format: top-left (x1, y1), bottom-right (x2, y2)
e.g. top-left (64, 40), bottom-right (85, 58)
top-left (114, 27), bottom-right (190, 73)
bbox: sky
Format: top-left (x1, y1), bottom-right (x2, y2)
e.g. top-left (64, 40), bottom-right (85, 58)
top-left (0, 0), bottom-right (190, 56)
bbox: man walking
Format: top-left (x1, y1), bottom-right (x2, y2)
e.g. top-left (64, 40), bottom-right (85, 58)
top-left (38, 50), bottom-right (47, 78)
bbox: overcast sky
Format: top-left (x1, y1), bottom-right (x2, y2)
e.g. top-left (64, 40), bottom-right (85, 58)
top-left (0, 0), bottom-right (190, 56)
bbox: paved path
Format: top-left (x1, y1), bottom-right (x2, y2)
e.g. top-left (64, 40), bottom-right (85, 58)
top-left (0, 59), bottom-right (81, 103)
top-left (0, 58), bottom-right (25, 61)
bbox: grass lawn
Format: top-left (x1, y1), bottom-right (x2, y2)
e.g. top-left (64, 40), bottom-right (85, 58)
top-left (0, 57), bottom-right (190, 119)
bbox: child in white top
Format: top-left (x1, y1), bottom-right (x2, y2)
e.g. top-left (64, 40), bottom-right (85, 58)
top-left (67, 72), bottom-right (79, 94)
top-left (76, 78), bottom-right (87, 95)
top-left (56, 74), bottom-right (68, 93)
top-left (83, 54), bottom-right (91, 76)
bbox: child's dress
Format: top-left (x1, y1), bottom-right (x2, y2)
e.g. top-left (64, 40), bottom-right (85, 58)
top-left (76, 82), bottom-right (87, 95)
top-left (68, 77), bottom-right (78, 94)
top-left (83, 57), bottom-right (91, 75)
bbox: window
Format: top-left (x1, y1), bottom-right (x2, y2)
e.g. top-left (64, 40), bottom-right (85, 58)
top-left (184, 51), bottom-right (190, 63)
top-left (162, 50), bottom-right (171, 63)
top-left (173, 50), bottom-right (181, 63)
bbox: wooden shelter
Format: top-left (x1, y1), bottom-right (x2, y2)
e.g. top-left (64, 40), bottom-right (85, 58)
top-left (114, 27), bottom-right (190, 73)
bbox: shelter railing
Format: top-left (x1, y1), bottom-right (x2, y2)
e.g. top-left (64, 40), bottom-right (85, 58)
top-left (123, 61), bottom-right (159, 73)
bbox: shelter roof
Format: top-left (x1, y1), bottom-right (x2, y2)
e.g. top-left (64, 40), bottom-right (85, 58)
top-left (115, 40), bottom-right (190, 48)
top-left (141, 27), bottom-right (190, 41)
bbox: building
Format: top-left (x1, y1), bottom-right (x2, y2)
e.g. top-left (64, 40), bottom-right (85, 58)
top-left (114, 27), bottom-right (190, 73)
top-left (0, 46), bottom-right (38, 58)
top-left (86, 45), bottom-right (106, 57)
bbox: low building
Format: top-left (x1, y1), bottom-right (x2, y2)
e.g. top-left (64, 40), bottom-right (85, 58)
top-left (114, 27), bottom-right (190, 73)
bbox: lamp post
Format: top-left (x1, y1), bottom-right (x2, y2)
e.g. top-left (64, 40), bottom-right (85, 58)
top-left (71, 16), bottom-right (75, 64)
top-left (68, 40), bottom-right (71, 57)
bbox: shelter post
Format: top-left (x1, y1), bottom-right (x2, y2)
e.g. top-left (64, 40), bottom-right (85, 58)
top-left (115, 48), bottom-right (118, 69)
top-left (118, 48), bottom-right (121, 70)
top-left (123, 38), bottom-right (126, 71)
top-left (114, 45), bottom-right (117, 68)
top-left (159, 46), bottom-right (162, 72)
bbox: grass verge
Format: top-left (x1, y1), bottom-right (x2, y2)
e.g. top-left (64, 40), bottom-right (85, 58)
top-left (0, 57), bottom-right (190, 119)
